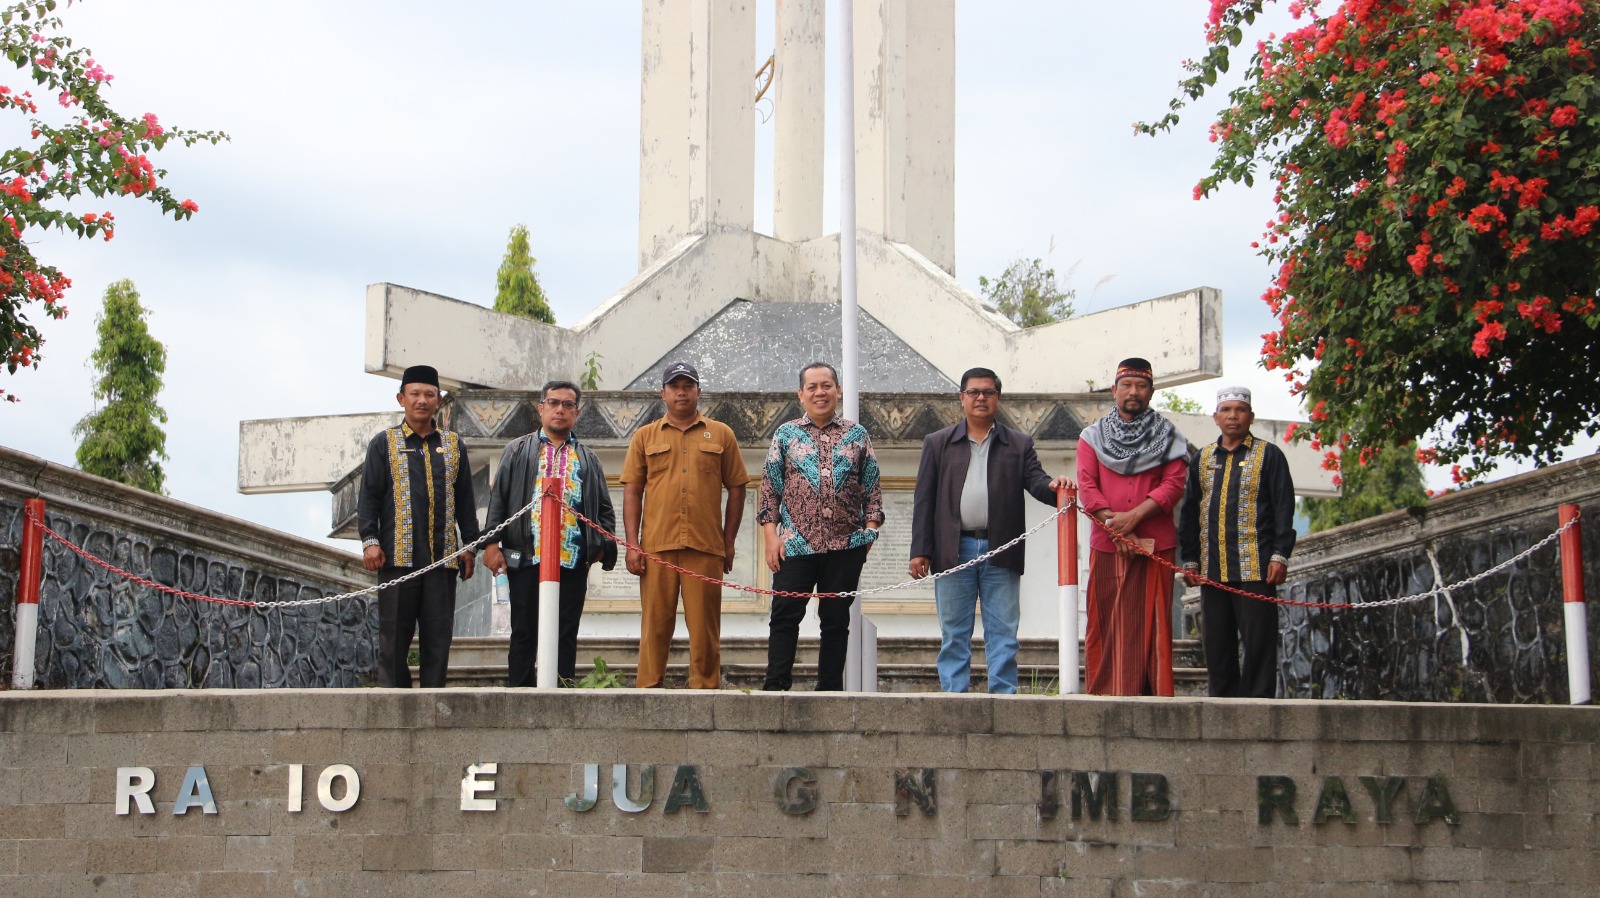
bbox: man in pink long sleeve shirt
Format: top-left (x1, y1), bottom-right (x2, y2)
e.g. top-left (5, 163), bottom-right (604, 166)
top-left (1076, 358), bottom-right (1189, 696)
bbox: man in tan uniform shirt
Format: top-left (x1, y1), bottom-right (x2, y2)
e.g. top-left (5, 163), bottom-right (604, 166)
top-left (622, 362), bottom-right (749, 688)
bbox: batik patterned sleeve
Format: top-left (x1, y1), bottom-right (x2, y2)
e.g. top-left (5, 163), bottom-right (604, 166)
top-left (757, 428), bottom-right (787, 525)
top-left (860, 429), bottom-right (884, 526)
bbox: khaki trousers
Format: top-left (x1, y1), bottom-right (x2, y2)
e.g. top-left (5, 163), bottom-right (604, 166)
top-left (637, 548), bottom-right (724, 688)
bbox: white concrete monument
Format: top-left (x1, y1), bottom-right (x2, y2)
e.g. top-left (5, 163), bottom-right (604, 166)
top-left (239, 0), bottom-right (1333, 670)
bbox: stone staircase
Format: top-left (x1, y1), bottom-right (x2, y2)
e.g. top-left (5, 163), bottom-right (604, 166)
top-left (431, 636), bottom-right (1209, 694)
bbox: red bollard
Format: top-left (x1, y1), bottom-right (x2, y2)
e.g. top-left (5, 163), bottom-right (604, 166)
top-left (1559, 504), bottom-right (1589, 705)
top-left (1057, 486), bottom-right (1080, 695)
top-left (535, 444), bottom-right (565, 689)
top-left (12, 498), bottom-right (46, 689)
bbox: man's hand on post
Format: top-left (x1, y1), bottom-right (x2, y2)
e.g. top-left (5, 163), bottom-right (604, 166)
top-left (362, 545), bottom-right (386, 572)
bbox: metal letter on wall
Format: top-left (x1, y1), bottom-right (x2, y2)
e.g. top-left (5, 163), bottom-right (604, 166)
top-left (1257, 775), bottom-right (1299, 825)
top-left (893, 768), bottom-right (937, 817)
top-left (663, 765), bottom-right (710, 814)
top-left (565, 764), bottom-right (600, 812)
top-left (1313, 776), bottom-right (1356, 825)
top-left (1129, 773), bottom-right (1171, 821)
top-left (1038, 770), bottom-right (1060, 820)
top-left (1071, 771), bottom-right (1118, 821)
top-left (1358, 775), bottom-right (1406, 824)
top-left (461, 762), bottom-right (498, 812)
top-left (317, 764), bottom-right (361, 813)
top-left (612, 764), bottom-right (654, 813)
top-left (287, 764), bottom-right (304, 813)
top-left (1415, 776), bottom-right (1460, 825)
top-left (115, 767), bottom-right (156, 816)
top-left (775, 767), bottom-right (819, 816)
top-left (173, 766), bottom-right (218, 816)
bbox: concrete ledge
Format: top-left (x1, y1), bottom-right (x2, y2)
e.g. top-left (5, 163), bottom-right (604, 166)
top-left (0, 690), bottom-right (1594, 894)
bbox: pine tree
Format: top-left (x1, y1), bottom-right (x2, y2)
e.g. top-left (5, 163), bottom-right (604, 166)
top-left (494, 224), bottom-right (555, 323)
top-left (74, 280), bottom-right (168, 494)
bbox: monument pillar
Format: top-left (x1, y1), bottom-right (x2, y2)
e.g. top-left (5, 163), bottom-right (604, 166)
top-left (773, 0), bottom-right (826, 242)
top-left (853, 0), bottom-right (956, 274)
top-left (639, 0), bottom-right (756, 271)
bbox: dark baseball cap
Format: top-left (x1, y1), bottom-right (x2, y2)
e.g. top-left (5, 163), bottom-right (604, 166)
top-left (662, 361), bottom-right (700, 386)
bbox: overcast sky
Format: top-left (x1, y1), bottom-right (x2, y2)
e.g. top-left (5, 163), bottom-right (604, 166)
top-left (5, 1), bottom-right (1588, 548)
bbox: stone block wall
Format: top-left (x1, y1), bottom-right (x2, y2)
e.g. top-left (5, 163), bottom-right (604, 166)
top-left (0, 689), bottom-right (1594, 896)
top-left (0, 446), bottom-right (372, 688)
top-left (1281, 454), bottom-right (1600, 702)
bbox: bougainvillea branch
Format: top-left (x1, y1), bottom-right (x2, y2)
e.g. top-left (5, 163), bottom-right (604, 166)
top-left (0, 0), bottom-right (226, 401)
top-left (1140, 0), bottom-right (1600, 483)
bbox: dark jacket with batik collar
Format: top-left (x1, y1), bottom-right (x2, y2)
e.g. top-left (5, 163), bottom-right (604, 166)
top-left (483, 432), bottom-right (618, 571)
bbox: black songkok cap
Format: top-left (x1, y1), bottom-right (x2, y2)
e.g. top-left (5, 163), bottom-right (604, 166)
top-left (401, 365), bottom-right (441, 389)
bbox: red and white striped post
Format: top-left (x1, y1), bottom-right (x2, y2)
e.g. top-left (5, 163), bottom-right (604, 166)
top-left (11, 498), bottom-right (46, 689)
top-left (1057, 486), bottom-right (1080, 695)
top-left (536, 446), bottom-right (564, 689)
top-left (1559, 504), bottom-right (1589, 705)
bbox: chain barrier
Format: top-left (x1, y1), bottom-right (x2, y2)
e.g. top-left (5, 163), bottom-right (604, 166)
top-left (1086, 507), bottom-right (1582, 611)
top-left (27, 492), bottom-right (545, 610)
top-left (27, 492), bottom-right (1581, 614)
top-left (559, 497), bottom-right (1074, 599)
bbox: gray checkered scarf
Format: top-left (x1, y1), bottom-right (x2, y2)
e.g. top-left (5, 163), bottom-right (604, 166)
top-left (1081, 408), bottom-right (1188, 476)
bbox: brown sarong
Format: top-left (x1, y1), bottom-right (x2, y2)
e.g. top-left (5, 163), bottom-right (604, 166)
top-left (1085, 548), bottom-right (1175, 696)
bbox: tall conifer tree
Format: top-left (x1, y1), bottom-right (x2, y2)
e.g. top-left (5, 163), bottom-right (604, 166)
top-left (74, 280), bottom-right (168, 494)
top-left (494, 224), bottom-right (555, 324)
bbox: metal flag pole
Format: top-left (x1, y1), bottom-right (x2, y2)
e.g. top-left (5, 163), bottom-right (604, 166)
top-left (839, 0), bottom-right (875, 692)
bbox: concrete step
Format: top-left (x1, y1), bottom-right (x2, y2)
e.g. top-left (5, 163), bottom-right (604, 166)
top-left (431, 636), bottom-right (1210, 695)
top-left (446, 635), bottom-right (1206, 669)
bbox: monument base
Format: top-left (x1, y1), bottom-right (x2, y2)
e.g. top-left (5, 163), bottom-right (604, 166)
top-left (0, 689), bottom-right (1593, 895)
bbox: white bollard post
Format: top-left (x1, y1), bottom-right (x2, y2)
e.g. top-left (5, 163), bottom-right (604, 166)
top-left (10, 498), bottom-right (45, 690)
top-left (1056, 487), bottom-right (1080, 695)
top-left (1559, 504), bottom-right (1589, 705)
top-left (536, 447), bottom-right (564, 689)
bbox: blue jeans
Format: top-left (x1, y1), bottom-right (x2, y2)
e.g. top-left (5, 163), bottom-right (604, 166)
top-left (934, 534), bottom-right (1022, 693)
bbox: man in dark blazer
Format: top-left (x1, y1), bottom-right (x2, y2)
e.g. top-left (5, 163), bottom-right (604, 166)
top-left (909, 367), bottom-right (1073, 693)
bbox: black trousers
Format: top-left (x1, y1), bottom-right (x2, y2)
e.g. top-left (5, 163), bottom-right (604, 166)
top-left (506, 555), bottom-right (589, 687)
top-left (376, 566), bottom-right (457, 688)
top-left (1200, 581), bottom-right (1280, 698)
top-left (763, 545), bottom-right (869, 692)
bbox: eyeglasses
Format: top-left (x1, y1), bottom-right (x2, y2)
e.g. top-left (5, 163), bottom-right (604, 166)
top-left (539, 399), bottom-right (579, 411)
top-left (960, 389), bottom-right (999, 399)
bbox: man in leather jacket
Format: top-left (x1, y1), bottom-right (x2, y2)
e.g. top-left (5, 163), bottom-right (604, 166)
top-left (482, 380), bottom-right (618, 686)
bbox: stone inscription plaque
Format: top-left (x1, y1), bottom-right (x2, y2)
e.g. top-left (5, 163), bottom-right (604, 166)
top-left (858, 491), bottom-right (934, 602)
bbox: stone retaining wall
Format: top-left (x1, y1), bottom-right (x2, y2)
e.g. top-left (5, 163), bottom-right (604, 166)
top-left (0, 445), bottom-right (371, 688)
top-left (1281, 453), bottom-right (1600, 702)
top-left (0, 689), bottom-right (1593, 895)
